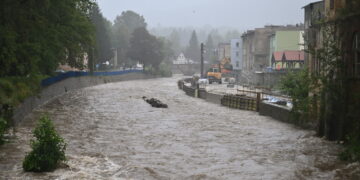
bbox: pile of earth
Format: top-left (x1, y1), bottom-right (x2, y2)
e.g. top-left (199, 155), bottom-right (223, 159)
top-left (142, 96), bottom-right (168, 108)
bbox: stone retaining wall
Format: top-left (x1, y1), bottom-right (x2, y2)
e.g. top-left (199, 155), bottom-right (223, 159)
top-left (13, 72), bottom-right (156, 125)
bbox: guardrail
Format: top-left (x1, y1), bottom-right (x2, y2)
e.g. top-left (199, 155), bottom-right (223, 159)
top-left (41, 70), bottom-right (143, 87)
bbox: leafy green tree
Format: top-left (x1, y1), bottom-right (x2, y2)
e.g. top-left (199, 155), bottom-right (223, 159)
top-left (23, 115), bottom-right (66, 172)
top-left (89, 4), bottom-right (113, 65)
top-left (112, 11), bottom-right (147, 68)
top-left (113, 11), bottom-right (147, 33)
top-left (168, 30), bottom-right (182, 55)
top-left (0, 0), bottom-right (95, 147)
top-left (185, 30), bottom-right (200, 62)
top-left (127, 27), bottom-right (164, 70)
top-left (158, 37), bottom-right (175, 64)
top-left (209, 29), bottom-right (224, 47)
top-left (0, 0), bottom-right (95, 77)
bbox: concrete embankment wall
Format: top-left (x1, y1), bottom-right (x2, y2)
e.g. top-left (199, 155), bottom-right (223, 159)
top-left (259, 102), bottom-right (291, 123)
top-left (205, 92), bottom-right (223, 104)
top-left (178, 79), bottom-right (292, 124)
top-left (13, 72), bottom-right (155, 125)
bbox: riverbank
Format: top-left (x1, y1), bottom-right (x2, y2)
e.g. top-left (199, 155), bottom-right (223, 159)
top-left (1, 76), bottom-right (359, 179)
top-left (12, 71), bottom-right (159, 125)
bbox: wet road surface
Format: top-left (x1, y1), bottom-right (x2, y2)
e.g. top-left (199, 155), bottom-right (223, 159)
top-left (1, 76), bottom-right (360, 179)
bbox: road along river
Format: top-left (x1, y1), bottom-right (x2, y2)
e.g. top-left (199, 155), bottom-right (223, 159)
top-left (1, 76), bottom-right (360, 179)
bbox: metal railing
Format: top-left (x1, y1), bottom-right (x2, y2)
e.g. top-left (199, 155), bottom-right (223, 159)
top-left (41, 70), bottom-right (142, 87)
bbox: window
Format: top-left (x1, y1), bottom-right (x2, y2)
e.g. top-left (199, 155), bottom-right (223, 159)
top-left (236, 42), bottom-right (240, 47)
top-left (236, 61), bottom-right (239, 67)
top-left (330, 0), bottom-right (334, 10)
top-left (236, 51), bottom-right (239, 57)
top-left (213, 68), bottom-right (219, 73)
top-left (353, 32), bottom-right (360, 78)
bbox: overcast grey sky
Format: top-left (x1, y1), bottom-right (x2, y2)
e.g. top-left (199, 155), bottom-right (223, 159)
top-left (97, 0), bottom-right (320, 29)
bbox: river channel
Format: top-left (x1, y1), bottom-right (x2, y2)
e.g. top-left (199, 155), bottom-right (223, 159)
top-left (1, 76), bottom-right (359, 179)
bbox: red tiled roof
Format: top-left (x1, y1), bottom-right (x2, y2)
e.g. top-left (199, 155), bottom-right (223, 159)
top-left (272, 51), bottom-right (283, 61)
top-left (283, 50), bottom-right (304, 61)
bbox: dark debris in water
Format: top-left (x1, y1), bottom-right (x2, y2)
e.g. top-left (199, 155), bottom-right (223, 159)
top-left (142, 96), bottom-right (168, 108)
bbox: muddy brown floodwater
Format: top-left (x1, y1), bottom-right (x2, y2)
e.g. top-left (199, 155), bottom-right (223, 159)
top-left (1, 76), bottom-right (360, 180)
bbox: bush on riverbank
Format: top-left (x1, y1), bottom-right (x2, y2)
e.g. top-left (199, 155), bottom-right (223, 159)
top-left (279, 69), bottom-right (311, 126)
top-left (23, 115), bottom-right (66, 172)
top-left (0, 76), bottom-right (42, 106)
top-left (144, 63), bottom-right (172, 77)
top-left (340, 135), bottom-right (360, 162)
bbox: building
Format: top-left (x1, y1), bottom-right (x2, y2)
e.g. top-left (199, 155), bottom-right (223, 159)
top-left (231, 39), bottom-right (242, 70)
top-left (272, 51), bottom-right (305, 70)
top-left (242, 25), bottom-right (304, 73)
top-left (217, 43), bottom-right (231, 61)
top-left (303, 1), bottom-right (325, 74)
top-left (304, 0), bottom-right (360, 141)
top-left (173, 53), bottom-right (194, 65)
top-left (241, 25), bottom-right (304, 85)
top-left (269, 31), bottom-right (305, 68)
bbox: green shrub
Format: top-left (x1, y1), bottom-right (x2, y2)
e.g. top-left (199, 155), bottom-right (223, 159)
top-left (158, 63), bottom-right (172, 77)
top-left (144, 63), bottom-right (172, 77)
top-left (340, 135), bottom-right (360, 162)
top-left (0, 75), bottom-right (42, 106)
top-left (23, 115), bottom-right (66, 172)
top-left (279, 69), bottom-right (311, 125)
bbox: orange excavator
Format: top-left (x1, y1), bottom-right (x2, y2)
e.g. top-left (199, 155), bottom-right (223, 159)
top-left (206, 57), bottom-right (233, 84)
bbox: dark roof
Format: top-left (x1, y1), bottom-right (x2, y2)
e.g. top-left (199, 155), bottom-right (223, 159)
top-left (302, 1), bottom-right (324, 9)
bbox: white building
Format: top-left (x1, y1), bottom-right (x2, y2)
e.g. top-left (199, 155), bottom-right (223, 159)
top-left (173, 53), bottom-right (194, 65)
top-left (231, 39), bottom-right (242, 70)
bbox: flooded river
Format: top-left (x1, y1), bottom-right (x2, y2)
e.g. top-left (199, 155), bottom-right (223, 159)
top-left (1, 76), bottom-right (360, 179)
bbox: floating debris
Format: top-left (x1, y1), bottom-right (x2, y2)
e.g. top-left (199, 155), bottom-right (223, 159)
top-left (142, 96), bottom-right (168, 108)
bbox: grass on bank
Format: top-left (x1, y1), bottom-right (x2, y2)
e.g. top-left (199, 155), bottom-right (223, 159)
top-left (0, 75), bottom-right (44, 144)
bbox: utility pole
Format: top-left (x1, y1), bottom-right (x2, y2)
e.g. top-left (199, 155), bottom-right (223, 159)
top-left (200, 43), bottom-right (204, 78)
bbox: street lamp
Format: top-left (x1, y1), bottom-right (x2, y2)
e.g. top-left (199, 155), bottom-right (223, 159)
top-left (201, 43), bottom-right (205, 78)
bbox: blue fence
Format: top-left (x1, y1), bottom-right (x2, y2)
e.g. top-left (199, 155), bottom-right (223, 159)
top-left (41, 70), bottom-right (143, 87)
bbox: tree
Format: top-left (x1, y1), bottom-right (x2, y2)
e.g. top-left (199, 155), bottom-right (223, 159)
top-left (89, 4), bottom-right (113, 65)
top-left (185, 30), bottom-right (200, 62)
top-left (205, 34), bottom-right (217, 63)
top-left (0, 0), bottom-right (95, 77)
top-left (224, 30), bottom-right (241, 42)
top-left (168, 30), bottom-right (182, 55)
top-left (127, 27), bottom-right (164, 70)
top-left (209, 29), bottom-right (224, 47)
top-left (113, 11), bottom-right (147, 33)
top-left (158, 37), bottom-right (175, 64)
top-left (112, 11), bottom-right (147, 68)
